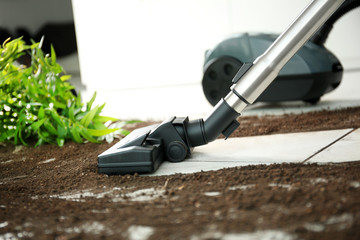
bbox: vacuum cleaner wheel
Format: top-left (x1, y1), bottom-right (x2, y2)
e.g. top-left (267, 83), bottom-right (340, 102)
top-left (202, 57), bottom-right (243, 106)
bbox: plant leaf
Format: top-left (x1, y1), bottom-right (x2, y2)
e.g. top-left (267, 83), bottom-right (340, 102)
top-left (69, 104), bottom-right (75, 121)
top-left (70, 125), bottom-right (83, 143)
top-left (87, 91), bottom-right (97, 111)
top-left (80, 105), bottom-right (99, 128)
top-left (60, 75), bottom-right (71, 82)
top-left (86, 128), bottom-right (120, 137)
top-left (50, 44), bottom-right (56, 64)
top-left (44, 119), bottom-right (57, 135)
top-left (93, 115), bottom-right (119, 123)
top-left (75, 93), bottom-right (82, 107)
top-left (57, 125), bottom-right (67, 138)
top-left (50, 110), bottom-right (65, 127)
top-left (35, 138), bottom-right (45, 147)
top-left (51, 99), bottom-right (66, 109)
top-left (38, 106), bottom-right (45, 119)
top-left (80, 128), bottom-right (99, 143)
top-left (56, 137), bottom-right (65, 147)
top-left (31, 119), bottom-right (46, 131)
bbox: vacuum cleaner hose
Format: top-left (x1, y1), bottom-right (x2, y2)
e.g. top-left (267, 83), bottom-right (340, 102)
top-left (186, 99), bottom-right (240, 147)
top-left (310, 0), bottom-right (360, 45)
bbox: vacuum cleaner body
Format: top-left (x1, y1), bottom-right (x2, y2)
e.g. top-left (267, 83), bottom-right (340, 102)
top-left (202, 33), bottom-right (343, 105)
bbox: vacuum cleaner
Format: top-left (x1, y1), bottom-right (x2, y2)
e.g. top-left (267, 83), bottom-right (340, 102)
top-left (98, 0), bottom-right (347, 175)
top-left (202, 32), bottom-right (343, 105)
top-left (202, 0), bottom-right (359, 105)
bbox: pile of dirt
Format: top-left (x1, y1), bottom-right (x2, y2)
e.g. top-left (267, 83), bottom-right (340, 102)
top-left (1, 107), bottom-right (359, 239)
top-left (232, 106), bottom-right (360, 137)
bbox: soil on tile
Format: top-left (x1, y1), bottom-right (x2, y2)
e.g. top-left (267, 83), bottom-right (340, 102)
top-left (1, 107), bottom-right (360, 239)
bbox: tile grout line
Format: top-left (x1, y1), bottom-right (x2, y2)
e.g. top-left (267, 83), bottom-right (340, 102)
top-left (301, 128), bottom-right (356, 163)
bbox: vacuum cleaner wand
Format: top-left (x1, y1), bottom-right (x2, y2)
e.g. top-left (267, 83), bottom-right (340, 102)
top-left (98, 0), bottom-right (344, 175)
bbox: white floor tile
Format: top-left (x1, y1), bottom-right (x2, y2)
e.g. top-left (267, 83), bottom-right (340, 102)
top-left (149, 129), bottom-right (353, 176)
top-left (307, 128), bottom-right (360, 163)
top-left (146, 161), bottom-right (253, 176)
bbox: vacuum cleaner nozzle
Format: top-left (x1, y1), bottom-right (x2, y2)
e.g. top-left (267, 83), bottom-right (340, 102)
top-left (98, 124), bottom-right (164, 175)
top-left (98, 100), bottom-right (240, 175)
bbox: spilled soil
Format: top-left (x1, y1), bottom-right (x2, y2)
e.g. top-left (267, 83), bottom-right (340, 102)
top-left (1, 107), bottom-right (360, 240)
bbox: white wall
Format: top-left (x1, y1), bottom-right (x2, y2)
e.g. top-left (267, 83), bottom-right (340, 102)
top-left (72, 0), bottom-right (360, 91)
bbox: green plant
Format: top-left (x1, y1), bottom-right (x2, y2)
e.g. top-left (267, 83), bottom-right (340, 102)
top-left (0, 37), bottom-right (129, 147)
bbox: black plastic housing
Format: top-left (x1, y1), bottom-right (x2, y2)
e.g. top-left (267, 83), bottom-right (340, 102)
top-left (202, 33), bottom-right (343, 105)
top-left (97, 101), bottom-right (240, 175)
top-left (98, 125), bottom-right (164, 175)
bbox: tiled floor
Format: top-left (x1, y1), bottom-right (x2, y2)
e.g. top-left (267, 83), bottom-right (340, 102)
top-left (147, 128), bottom-right (359, 176)
top-left (308, 128), bottom-right (360, 164)
top-left (79, 69), bottom-right (359, 176)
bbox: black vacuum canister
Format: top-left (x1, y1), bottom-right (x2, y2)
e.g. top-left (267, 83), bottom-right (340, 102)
top-left (202, 33), bottom-right (343, 105)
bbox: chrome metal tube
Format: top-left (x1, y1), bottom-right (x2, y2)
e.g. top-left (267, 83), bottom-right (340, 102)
top-left (225, 0), bottom-right (344, 113)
